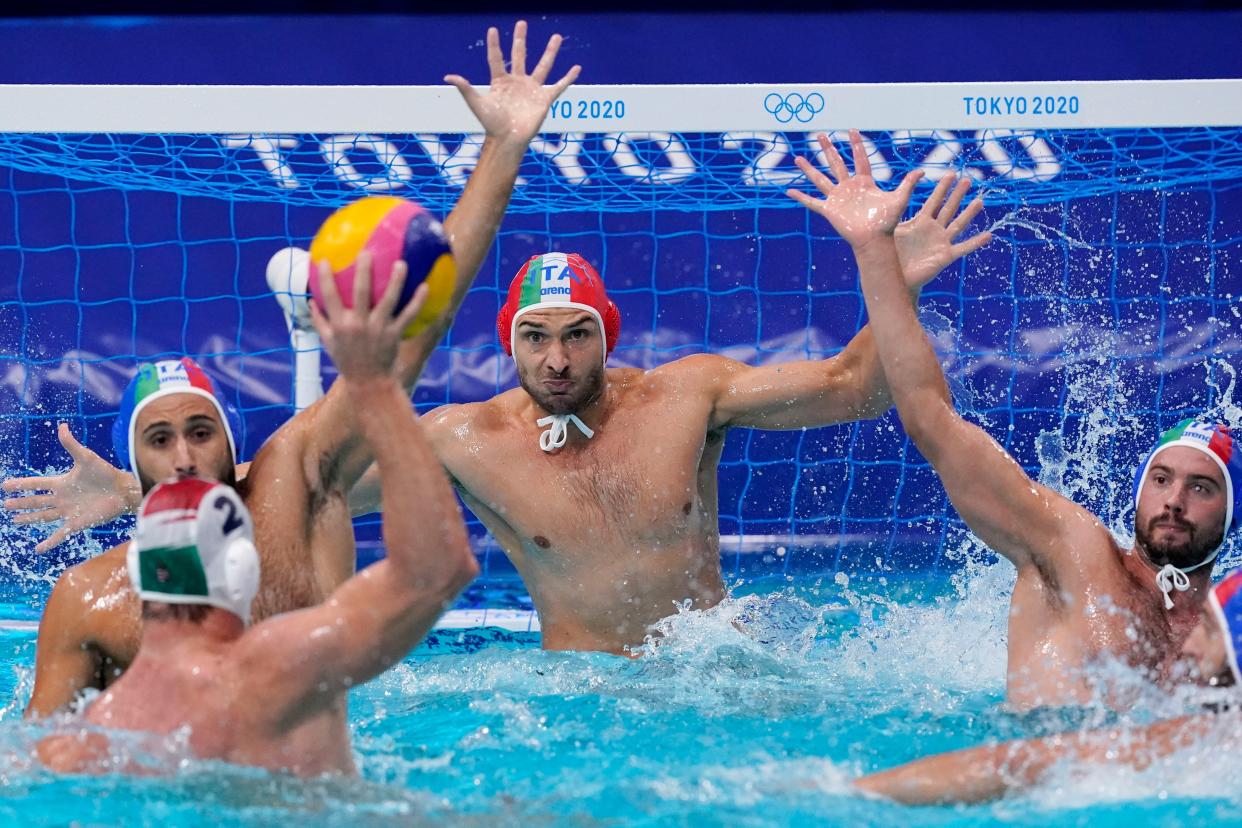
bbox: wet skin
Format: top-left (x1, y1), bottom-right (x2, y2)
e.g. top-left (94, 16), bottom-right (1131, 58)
top-left (29, 391), bottom-right (351, 764)
top-left (22, 19), bottom-right (581, 722)
top-left (804, 129), bottom-right (1232, 710)
top-left (941, 422), bottom-right (1227, 710)
top-left (417, 307), bottom-right (889, 653)
top-left (854, 604), bottom-right (1238, 805)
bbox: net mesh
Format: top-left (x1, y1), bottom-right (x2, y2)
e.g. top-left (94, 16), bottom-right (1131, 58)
top-left (2, 125), bottom-right (1241, 600)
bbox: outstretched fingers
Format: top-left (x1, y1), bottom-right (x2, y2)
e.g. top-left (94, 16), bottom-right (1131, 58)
top-left (946, 195), bottom-right (987, 239)
top-left (848, 129), bottom-right (871, 179)
top-left (939, 176), bottom-right (974, 226)
top-left (510, 20), bottom-right (528, 77)
top-left (918, 173), bottom-right (956, 220)
top-left (816, 133), bottom-right (849, 183)
top-left (2, 475), bottom-right (51, 496)
top-left (548, 63), bottom-right (581, 98)
top-left (443, 74), bottom-right (479, 108)
top-left (485, 26), bottom-right (505, 79)
top-left (35, 527), bottom-right (70, 554)
top-left (794, 155), bottom-right (835, 197)
top-left (893, 169), bottom-right (925, 210)
top-left (5, 491), bottom-right (54, 511)
top-left (529, 33), bottom-right (562, 83)
top-left (785, 187), bottom-right (823, 212)
top-left (13, 506), bottom-right (58, 526)
top-left (952, 229), bottom-right (994, 260)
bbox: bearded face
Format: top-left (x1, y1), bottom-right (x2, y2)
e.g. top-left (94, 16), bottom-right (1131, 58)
top-left (1133, 446), bottom-right (1228, 571)
top-left (1134, 512), bottom-right (1224, 571)
top-left (133, 393), bottom-right (237, 495)
top-left (512, 309), bottom-right (606, 416)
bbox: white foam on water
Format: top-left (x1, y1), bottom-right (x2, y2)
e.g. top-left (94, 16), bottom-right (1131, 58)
top-left (1019, 721), bottom-right (1242, 811)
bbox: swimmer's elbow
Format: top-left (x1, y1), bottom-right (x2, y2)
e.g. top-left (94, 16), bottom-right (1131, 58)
top-left (446, 541), bottom-right (480, 589)
top-left (898, 397), bottom-right (961, 454)
top-left (393, 538), bottom-right (477, 598)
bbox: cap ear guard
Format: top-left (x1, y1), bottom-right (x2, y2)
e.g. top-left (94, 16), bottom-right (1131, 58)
top-left (223, 536), bottom-right (260, 624)
top-left (601, 299), bottom-right (621, 354)
top-left (497, 299), bottom-right (517, 356)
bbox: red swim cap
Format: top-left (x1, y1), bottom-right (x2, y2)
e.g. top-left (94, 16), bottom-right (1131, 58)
top-left (496, 253), bottom-right (620, 359)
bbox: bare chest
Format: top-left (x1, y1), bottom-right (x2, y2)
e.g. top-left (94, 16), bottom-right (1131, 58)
top-left (455, 406), bottom-right (711, 552)
top-left (1014, 566), bottom-right (1184, 674)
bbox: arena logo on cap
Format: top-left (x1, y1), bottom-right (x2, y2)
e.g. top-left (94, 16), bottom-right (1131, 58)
top-left (533, 259), bottom-right (584, 298)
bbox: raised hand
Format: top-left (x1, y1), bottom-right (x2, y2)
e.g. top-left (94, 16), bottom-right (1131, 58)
top-left (2, 423), bottom-right (138, 552)
top-left (443, 20), bottom-right (581, 144)
top-left (308, 253), bottom-right (429, 384)
top-left (895, 172), bottom-right (992, 291)
top-left (787, 129), bottom-right (923, 248)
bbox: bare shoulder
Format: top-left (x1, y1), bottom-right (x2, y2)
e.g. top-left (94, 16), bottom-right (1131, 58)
top-left (44, 543), bottom-right (132, 635)
top-left (632, 355), bottom-right (738, 402)
top-left (643, 354), bottom-right (742, 391)
top-left (1029, 494), bottom-right (1122, 581)
top-left (242, 412), bottom-right (309, 489)
top-left (59, 544), bottom-right (130, 600)
top-left (422, 398), bottom-right (511, 445)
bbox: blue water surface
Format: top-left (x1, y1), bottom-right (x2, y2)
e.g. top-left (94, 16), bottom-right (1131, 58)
top-left (1, 561), bottom-right (1239, 828)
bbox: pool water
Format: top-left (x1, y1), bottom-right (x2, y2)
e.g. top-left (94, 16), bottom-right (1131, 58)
top-left (1, 559), bottom-right (1239, 827)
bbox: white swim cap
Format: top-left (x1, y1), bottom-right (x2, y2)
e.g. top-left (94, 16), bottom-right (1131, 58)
top-left (126, 476), bottom-right (260, 626)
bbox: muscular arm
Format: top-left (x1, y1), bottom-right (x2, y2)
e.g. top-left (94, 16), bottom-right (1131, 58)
top-left (793, 132), bottom-right (1081, 571)
top-left (25, 546), bottom-right (133, 717)
top-left (710, 150), bottom-right (991, 433)
top-left (854, 714), bottom-right (1218, 805)
top-left (347, 405), bottom-right (455, 517)
top-left (26, 574), bottom-right (100, 718)
top-left (852, 214), bottom-right (1085, 569)
top-left (705, 326), bottom-right (890, 431)
top-left (292, 24), bottom-right (578, 508)
top-left (236, 376), bottom-right (476, 719)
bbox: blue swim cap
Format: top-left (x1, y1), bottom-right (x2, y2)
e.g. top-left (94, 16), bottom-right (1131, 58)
top-left (1208, 569), bottom-right (1242, 684)
top-left (111, 357), bottom-right (241, 476)
top-left (1133, 418), bottom-right (1242, 540)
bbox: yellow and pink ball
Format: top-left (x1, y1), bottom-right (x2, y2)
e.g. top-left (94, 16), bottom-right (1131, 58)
top-left (308, 196), bottom-right (456, 338)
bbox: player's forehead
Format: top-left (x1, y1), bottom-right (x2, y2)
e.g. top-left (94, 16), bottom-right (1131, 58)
top-left (517, 308), bottom-right (598, 331)
top-left (1150, 445), bottom-right (1225, 485)
top-left (136, 393), bottom-right (221, 431)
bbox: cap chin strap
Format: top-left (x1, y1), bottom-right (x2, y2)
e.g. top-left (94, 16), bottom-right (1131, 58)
top-left (1154, 549), bottom-right (1219, 610)
top-left (1155, 564), bottom-right (1191, 610)
top-left (537, 414), bottom-right (594, 452)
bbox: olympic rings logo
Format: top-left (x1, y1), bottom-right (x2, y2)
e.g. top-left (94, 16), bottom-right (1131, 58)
top-left (763, 92), bottom-right (826, 124)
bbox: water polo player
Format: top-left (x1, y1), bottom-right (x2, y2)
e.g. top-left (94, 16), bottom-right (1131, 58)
top-left (13, 144), bottom-right (991, 657)
top-left (11, 21), bottom-right (577, 716)
top-left (38, 277), bottom-right (476, 776)
top-left (853, 568), bottom-right (1242, 805)
top-left (799, 131), bottom-right (1241, 709)
top-left (340, 167), bottom-right (990, 654)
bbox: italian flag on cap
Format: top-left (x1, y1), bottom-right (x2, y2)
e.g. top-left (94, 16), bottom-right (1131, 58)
top-left (497, 252), bottom-right (620, 358)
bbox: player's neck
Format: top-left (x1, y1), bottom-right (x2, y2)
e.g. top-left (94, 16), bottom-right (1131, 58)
top-left (139, 612), bottom-right (242, 654)
top-left (1121, 542), bottom-right (1214, 608)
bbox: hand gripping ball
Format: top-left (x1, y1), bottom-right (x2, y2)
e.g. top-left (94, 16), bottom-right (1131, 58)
top-left (308, 196), bottom-right (456, 338)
